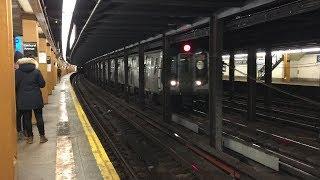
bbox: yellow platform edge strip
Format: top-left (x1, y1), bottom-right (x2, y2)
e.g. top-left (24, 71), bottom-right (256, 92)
top-left (69, 85), bottom-right (120, 180)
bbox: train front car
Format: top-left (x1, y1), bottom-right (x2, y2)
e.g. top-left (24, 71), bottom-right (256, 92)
top-left (170, 38), bottom-right (209, 108)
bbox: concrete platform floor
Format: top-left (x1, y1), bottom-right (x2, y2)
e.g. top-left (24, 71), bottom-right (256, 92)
top-left (15, 74), bottom-right (105, 180)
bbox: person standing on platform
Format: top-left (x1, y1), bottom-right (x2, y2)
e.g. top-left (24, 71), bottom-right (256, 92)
top-left (14, 51), bottom-right (25, 140)
top-left (15, 57), bottom-right (48, 144)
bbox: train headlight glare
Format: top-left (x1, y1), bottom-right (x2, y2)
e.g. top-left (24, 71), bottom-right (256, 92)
top-left (170, 80), bottom-right (177, 86)
top-left (196, 61), bottom-right (204, 70)
top-left (195, 80), bottom-right (202, 86)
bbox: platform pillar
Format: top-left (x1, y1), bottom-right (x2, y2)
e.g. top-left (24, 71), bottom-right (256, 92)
top-left (95, 62), bottom-right (98, 84)
top-left (89, 63), bottom-right (92, 81)
top-left (46, 44), bottom-right (52, 94)
top-left (283, 53), bottom-right (290, 83)
top-left (87, 63), bottom-right (92, 82)
top-left (50, 49), bottom-right (55, 91)
top-left (138, 43), bottom-right (145, 107)
top-left (107, 58), bottom-right (111, 85)
top-left (264, 47), bottom-right (272, 107)
top-left (114, 58), bottom-right (119, 88)
top-left (102, 61), bottom-right (106, 88)
top-left (53, 55), bottom-right (58, 85)
top-left (124, 48), bottom-right (129, 102)
top-left (0, 0), bottom-right (16, 179)
top-left (98, 61), bottom-right (101, 86)
top-left (100, 61), bottom-right (103, 86)
top-left (247, 47), bottom-right (257, 121)
top-left (162, 34), bottom-right (172, 122)
top-left (229, 50), bottom-right (235, 100)
top-left (38, 37), bottom-right (49, 104)
top-left (208, 15), bottom-right (223, 150)
top-left (100, 62), bottom-right (102, 85)
top-left (22, 14), bottom-right (49, 102)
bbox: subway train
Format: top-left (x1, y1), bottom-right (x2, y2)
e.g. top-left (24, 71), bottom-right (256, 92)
top-left (105, 37), bottom-right (210, 100)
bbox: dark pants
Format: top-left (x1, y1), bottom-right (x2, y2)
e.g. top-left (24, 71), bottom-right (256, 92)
top-left (16, 109), bottom-right (25, 132)
top-left (22, 108), bottom-right (45, 137)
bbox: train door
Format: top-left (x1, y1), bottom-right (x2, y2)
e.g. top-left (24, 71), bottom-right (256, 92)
top-left (110, 59), bottom-right (115, 82)
top-left (118, 58), bottom-right (124, 84)
top-left (128, 56), bottom-right (133, 87)
top-left (156, 54), bottom-right (163, 93)
top-left (178, 53), bottom-right (194, 94)
top-left (132, 56), bottom-right (139, 88)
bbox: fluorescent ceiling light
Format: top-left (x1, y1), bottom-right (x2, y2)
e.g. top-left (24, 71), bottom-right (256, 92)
top-left (70, 24), bottom-right (76, 48)
top-left (62, 0), bottom-right (77, 60)
top-left (18, 0), bottom-right (33, 13)
top-left (222, 47), bottom-right (320, 59)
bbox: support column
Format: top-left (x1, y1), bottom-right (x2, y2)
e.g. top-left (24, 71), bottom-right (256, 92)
top-left (91, 64), bottom-right (93, 81)
top-left (53, 56), bottom-right (58, 85)
top-left (229, 50), bottom-right (235, 100)
top-left (114, 58), bottom-right (119, 88)
top-left (0, 0), bottom-right (16, 179)
top-left (22, 14), bottom-right (49, 101)
top-left (100, 61), bottom-right (103, 86)
top-left (89, 64), bottom-right (92, 81)
top-left (208, 15), bottom-right (223, 150)
top-left (138, 43), bottom-right (145, 107)
top-left (107, 59), bottom-right (111, 84)
top-left (38, 37), bottom-right (49, 104)
top-left (46, 44), bottom-right (52, 94)
top-left (283, 53), bottom-right (290, 83)
top-left (247, 47), bottom-right (257, 121)
top-left (102, 61), bottom-right (106, 88)
top-left (124, 48), bottom-right (129, 102)
top-left (264, 47), bottom-right (272, 107)
top-left (50, 49), bottom-right (55, 91)
top-left (162, 34), bottom-right (172, 122)
top-left (94, 62), bottom-right (99, 85)
top-left (98, 61), bottom-right (101, 86)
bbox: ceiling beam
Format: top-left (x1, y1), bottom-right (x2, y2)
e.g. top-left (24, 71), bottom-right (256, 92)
top-left (28, 0), bottom-right (59, 56)
top-left (101, 8), bottom-right (212, 17)
top-left (226, 0), bottom-right (320, 31)
top-left (110, 0), bottom-right (244, 8)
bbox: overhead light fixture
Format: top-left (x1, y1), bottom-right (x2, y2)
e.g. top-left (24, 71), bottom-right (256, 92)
top-left (62, 0), bottom-right (77, 60)
top-left (70, 24), bottom-right (76, 48)
top-left (18, 0), bottom-right (33, 13)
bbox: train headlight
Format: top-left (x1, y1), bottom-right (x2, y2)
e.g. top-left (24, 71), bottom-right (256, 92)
top-left (170, 80), bottom-right (178, 86)
top-left (195, 80), bottom-right (202, 86)
top-left (196, 61), bottom-right (204, 70)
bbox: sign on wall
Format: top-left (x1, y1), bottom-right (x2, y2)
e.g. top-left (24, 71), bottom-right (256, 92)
top-left (317, 55), bottom-right (320, 63)
top-left (23, 42), bottom-right (38, 58)
top-left (47, 64), bottom-right (52, 72)
top-left (39, 52), bottom-right (47, 64)
top-left (14, 36), bottom-right (23, 55)
top-left (47, 56), bottom-right (51, 72)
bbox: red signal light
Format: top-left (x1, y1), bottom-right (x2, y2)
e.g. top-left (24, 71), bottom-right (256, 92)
top-left (183, 44), bottom-right (191, 52)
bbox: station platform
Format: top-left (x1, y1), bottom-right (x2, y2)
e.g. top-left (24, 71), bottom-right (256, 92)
top-left (15, 74), bottom-right (119, 180)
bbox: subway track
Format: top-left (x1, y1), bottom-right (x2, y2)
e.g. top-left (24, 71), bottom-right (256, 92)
top-left (131, 93), bottom-right (320, 179)
top-left (74, 74), bottom-right (320, 180)
top-left (192, 96), bottom-right (320, 132)
top-left (72, 75), bottom-right (240, 180)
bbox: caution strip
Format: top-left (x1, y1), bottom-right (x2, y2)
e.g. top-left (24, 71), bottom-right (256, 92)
top-left (69, 84), bottom-right (120, 180)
